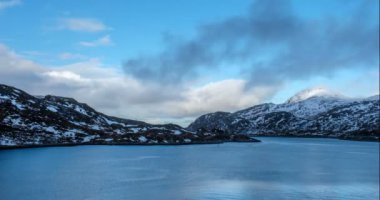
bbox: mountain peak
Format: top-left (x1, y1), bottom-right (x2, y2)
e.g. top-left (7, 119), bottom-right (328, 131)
top-left (286, 87), bottom-right (344, 104)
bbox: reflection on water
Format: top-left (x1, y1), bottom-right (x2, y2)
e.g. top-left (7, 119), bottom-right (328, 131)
top-left (192, 180), bottom-right (379, 200)
top-left (0, 137), bottom-right (378, 200)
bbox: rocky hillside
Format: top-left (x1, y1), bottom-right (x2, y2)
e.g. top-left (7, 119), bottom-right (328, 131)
top-left (188, 88), bottom-right (379, 141)
top-left (0, 84), bottom-right (257, 147)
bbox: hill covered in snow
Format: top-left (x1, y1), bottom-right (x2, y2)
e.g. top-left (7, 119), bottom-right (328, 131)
top-left (188, 87), bottom-right (379, 141)
top-left (0, 84), bottom-right (257, 147)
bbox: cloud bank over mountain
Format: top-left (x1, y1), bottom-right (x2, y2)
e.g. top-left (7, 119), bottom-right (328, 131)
top-left (0, 44), bottom-right (276, 125)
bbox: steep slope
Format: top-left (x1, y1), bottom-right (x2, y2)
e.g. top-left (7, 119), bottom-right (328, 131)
top-left (188, 88), bottom-right (379, 141)
top-left (0, 84), bottom-right (257, 147)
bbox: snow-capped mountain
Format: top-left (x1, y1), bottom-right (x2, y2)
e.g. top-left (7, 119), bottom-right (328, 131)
top-left (0, 84), bottom-right (256, 147)
top-left (188, 88), bottom-right (379, 141)
top-left (285, 87), bottom-right (345, 103)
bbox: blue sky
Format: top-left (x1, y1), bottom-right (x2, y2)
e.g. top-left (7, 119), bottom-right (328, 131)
top-left (0, 0), bottom-right (378, 126)
top-left (1, 0), bottom-right (253, 65)
top-left (2, 0), bottom-right (373, 66)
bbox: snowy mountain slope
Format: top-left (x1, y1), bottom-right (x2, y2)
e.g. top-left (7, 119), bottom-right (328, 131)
top-left (274, 95), bottom-right (352, 118)
top-left (188, 88), bottom-right (379, 141)
top-left (0, 84), bottom-right (256, 147)
top-left (309, 100), bottom-right (379, 134)
top-left (285, 87), bottom-right (345, 103)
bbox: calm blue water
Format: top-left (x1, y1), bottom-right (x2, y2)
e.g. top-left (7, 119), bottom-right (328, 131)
top-left (0, 137), bottom-right (378, 200)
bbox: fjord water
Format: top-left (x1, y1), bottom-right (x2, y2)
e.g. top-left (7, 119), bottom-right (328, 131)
top-left (0, 138), bottom-right (378, 200)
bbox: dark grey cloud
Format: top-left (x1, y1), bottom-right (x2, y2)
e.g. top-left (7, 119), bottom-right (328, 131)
top-left (247, 0), bottom-right (379, 86)
top-left (123, 0), bottom-right (379, 87)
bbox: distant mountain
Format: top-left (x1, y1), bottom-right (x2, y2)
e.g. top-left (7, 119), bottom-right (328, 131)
top-left (366, 95), bottom-right (379, 101)
top-left (188, 87), bottom-right (379, 141)
top-left (0, 84), bottom-right (257, 147)
top-left (285, 87), bottom-right (345, 103)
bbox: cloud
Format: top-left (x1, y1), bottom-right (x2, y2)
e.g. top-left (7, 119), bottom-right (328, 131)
top-left (0, 44), bottom-right (45, 90)
top-left (42, 71), bottom-right (86, 83)
top-left (163, 79), bottom-right (278, 118)
top-left (57, 18), bottom-right (109, 32)
top-left (0, 0), bottom-right (21, 10)
top-left (79, 35), bottom-right (112, 47)
top-left (0, 43), bottom-right (278, 126)
top-left (1, 1), bottom-right (378, 127)
top-left (123, 0), bottom-right (379, 89)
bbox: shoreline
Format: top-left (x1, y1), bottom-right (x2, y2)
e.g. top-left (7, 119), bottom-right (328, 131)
top-left (250, 135), bottom-right (379, 142)
top-left (0, 139), bottom-right (260, 150)
top-left (1, 135), bottom-right (378, 150)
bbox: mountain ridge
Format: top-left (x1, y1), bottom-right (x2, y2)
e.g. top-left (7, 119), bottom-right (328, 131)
top-left (0, 84), bottom-right (257, 147)
top-left (188, 88), bottom-right (379, 141)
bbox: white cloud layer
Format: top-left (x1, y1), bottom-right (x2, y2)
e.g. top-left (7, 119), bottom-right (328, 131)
top-left (0, 0), bottom-right (21, 10)
top-left (57, 18), bottom-right (109, 32)
top-left (0, 43), bottom-right (279, 126)
top-left (79, 35), bottom-right (112, 47)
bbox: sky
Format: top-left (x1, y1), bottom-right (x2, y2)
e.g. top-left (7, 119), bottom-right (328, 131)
top-left (0, 0), bottom-right (379, 126)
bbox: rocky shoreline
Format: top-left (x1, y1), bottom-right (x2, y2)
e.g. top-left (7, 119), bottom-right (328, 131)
top-left (2, 134), bottom-right (379, 150)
